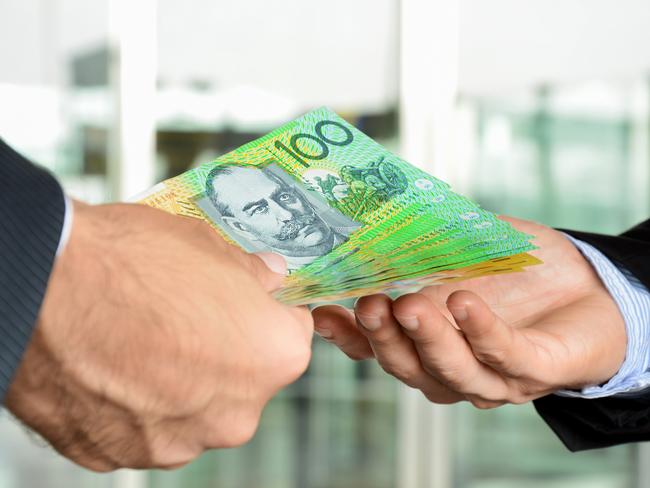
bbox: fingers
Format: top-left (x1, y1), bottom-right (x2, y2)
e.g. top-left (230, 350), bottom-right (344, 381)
top-left (446, 290), bottom-right (533, 378)
top-left (312, 305), bottom-right (374, 360)
top-left (181, 219), bottom-right (286, 293)
top-left (392, 293), bottom-right (510, 401)
top-left (355, 294), bottom-right (463, 403)
top-left (241, 252), bottom-right (314, 341)
top-left (247, 252), bottom-right (287, 292)
top-left (288, 305), bottom-right (315, 343)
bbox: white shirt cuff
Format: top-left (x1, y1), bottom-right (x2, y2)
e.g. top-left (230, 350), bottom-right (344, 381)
top-left (55, 195), bottom-right (74, 257)
top-left (555, 234), bottom-right (650, 399)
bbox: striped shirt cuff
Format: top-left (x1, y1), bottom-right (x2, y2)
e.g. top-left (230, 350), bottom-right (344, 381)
top-left (555, 235), bottom-right (650, 399)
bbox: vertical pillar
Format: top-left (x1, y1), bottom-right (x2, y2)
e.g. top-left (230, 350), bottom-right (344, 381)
top-left (108, 0), bottom-right (157, 201)
top-left (399, 0), bottom-right (460, 184)
top-left (397, 1), bottom-right (458, 487)
top-left (108, 0), bottom-right (156, 486)
top-left (637, 443), bottom-right (650, 488)
top-left (533, 85), bottom-right (555, 224)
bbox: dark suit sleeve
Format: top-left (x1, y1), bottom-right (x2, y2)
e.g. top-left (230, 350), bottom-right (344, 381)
top-left (533, 218), bottom-right (650, 451)
top-left (0, 139), bottom-right (65, 404)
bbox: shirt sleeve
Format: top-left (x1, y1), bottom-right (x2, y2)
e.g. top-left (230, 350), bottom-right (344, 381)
top-left (55, 195), bottom-right (74, 257)
top-left (555, 235), bottom-right (650, 399)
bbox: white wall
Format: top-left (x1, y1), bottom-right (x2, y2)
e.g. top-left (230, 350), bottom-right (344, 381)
top-left (3, 0), bottom-right (650, 105)
top-left (0, 0), bottom-right (109, 85)
top-left (0, 0), bottom-right (399, 112)
top-left (156, 0), bottom-right (399, 111)
top-left (459, 0), bottom-right (650, 96)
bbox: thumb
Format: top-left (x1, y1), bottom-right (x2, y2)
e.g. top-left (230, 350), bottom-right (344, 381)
top-left (246, 252), bottom-right (288, 292)
top-left (446, 290), bottom-right (531, 376)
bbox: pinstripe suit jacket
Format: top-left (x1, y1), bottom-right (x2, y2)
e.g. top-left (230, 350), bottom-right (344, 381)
top-left (0, 139), bottom-right (65, 403)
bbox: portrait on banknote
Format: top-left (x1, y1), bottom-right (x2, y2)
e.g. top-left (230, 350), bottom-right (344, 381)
top-left (138, 107), bottom-right (539, 304)
top-left (199, 162), bottom-right (361, 270)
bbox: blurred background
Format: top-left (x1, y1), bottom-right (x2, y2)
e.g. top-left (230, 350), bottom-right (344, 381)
top-left (1, 0), bottom-right (649, 487)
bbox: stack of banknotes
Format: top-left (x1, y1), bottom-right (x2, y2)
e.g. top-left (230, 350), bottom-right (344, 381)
top-left (137, 107), bottom-right (541, 305)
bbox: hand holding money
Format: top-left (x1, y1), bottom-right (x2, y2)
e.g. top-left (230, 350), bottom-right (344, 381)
top-left (6, 201), bottom-right (313, 471)
top-left (313, 217), bottom-right (626, 407)
top-left (138, 108), bottom-right (541, 305)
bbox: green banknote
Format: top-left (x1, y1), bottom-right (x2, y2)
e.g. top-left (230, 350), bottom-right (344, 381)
top-left (137, 107), bottom-right (540, 305)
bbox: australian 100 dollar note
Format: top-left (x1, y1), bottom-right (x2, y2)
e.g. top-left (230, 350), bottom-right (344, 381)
top-left (136, 107), bottom-right (541, 305)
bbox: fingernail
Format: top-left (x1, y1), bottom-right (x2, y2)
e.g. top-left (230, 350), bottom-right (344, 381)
top-left (315, 328), bottom-right (334, 339)
top-left (357, 314), bottom-right (381, 331)
top-left (449, 306), bottom-right (468, 322)
top-left (396, 316), bottom-right (419, 331)
top-left (255, 252), bottom-right (287, 275)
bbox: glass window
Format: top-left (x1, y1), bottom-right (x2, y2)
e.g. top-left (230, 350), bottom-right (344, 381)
top-left (0, 0), bottom-right (114, 485)
top-left (451, 78), bottom-right (649, 488)
top-left (149, 2), bottom-right (401, 487)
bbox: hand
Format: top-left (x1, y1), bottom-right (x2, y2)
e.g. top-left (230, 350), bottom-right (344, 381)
top-left (5, 201), bottom-right (313, 471)
top-left (312, 217), bottom-right (626, 408)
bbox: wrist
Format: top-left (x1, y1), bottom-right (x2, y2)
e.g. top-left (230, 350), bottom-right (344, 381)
top-left (556, 235), bottom-right (635, 398)
top-left (5, 200), bottom-right (103, 422)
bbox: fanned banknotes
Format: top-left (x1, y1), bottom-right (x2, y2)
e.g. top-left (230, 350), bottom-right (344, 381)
top-left (138, 107), bottom-right (541, 305)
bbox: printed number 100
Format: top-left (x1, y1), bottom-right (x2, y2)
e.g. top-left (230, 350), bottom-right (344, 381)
top-left (273, 119), bottom-right (354, 168)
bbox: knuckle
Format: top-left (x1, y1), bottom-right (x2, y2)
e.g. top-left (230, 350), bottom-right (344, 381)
top-left (147, 443), bottom-right (171, 468)
top-left (222, 414), bottom-right (261, 448)
top-left (468, 397), bottom-right (502, 410)
top-left (261, 317), bottom-right (313, 388)
top-left (296, 341), bottom-right (313, 372)
top-left (81, 460), bottom-right (118, 473)
top-left (506, 380), bottom-right (537, 404)
top-left (509, 394), bottom-right (530, 405)
top-left (279, 342), bottom-right (312, 383)
top-left (407, 331), bottom-right (437, 347)
top-left (422, 390), bottom-right (460, 405)
top-left (57, 442), bottom-right (119, 473)
top-left (156, 459), bottom-right (195, 471)
top-left (475, 348), bottom-right (508, 368)
top-left (434, 367), bottom-right (468, 392)
top-left (148, 446), bottom-right (201, 470)
top-left (337, 338), bottom-right (372, 361)
top-left (392, 292), bottom-right (429, 318)
top-left (203, 409), bottom-right (263, 449)
top-left (346, 351), bottom-right (372, 361)
top-left (380, 362), bottom-right (421, 385)
top-left (355, 294), bottom-right (390, 316)
top-left (365, 327), bottom-right (400, 346)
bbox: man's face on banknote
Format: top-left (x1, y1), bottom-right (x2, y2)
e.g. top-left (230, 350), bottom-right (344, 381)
top-left (208, 166), bottom-right (336, 258)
